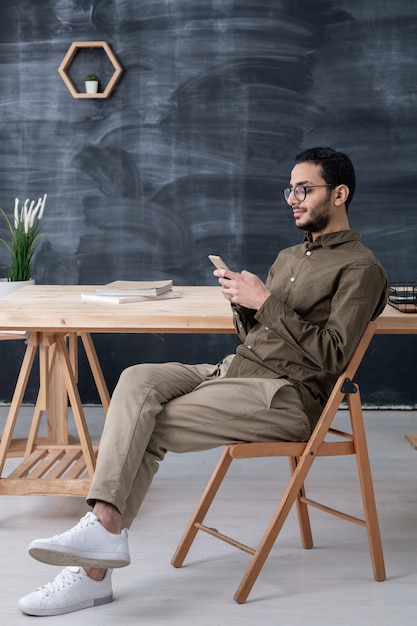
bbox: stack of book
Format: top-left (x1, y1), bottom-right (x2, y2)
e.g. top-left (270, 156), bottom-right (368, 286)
top-left (81, 280), bottom-right (179, 304)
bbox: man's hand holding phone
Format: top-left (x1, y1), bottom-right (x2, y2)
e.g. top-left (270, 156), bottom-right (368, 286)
top-left (208, 255), bottom-right (271, 310)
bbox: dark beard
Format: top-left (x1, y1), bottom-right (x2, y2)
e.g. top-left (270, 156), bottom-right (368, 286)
top-left (295, 205), bottom-right (331, 234)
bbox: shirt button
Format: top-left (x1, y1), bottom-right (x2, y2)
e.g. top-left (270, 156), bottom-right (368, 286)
top-left (306, 250), bottom-right (311, 256)
top-left (290, 277), bottom-right (295, 282)
top-left (265, 326), bottom-right (269, 330)
top-left (247, 345), bottom-right (252, 350)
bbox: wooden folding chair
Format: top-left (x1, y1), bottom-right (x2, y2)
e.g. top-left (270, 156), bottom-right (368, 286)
top-left (171, 321), bottom-right (385, 603)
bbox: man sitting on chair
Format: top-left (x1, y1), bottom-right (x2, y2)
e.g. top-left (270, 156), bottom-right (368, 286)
top-left (19, 147), bottom-right (387, 616)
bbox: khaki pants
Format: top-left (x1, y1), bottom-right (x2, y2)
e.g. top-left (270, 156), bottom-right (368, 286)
top-left (87, 357), bottom-right (311, 528)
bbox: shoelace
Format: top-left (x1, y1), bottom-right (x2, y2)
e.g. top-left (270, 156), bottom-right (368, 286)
top-left (40, 568), bottom-right (80, 597)
top-left (67, 513), bottom-right (96, 533)
top-left (51, 513), bottom-right (96, 540)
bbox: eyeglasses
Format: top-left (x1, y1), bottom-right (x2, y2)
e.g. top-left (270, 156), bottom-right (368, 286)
top-left (283, 184), bottom-right (334, 203)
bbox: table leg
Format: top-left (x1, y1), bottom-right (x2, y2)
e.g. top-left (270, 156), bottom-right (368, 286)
top-left (53, 333), bottom-right (96, 476)
top-left (0, 331), bottom-right (110, 494)
top-left (405, 434), bottom-right (417, 449)
top-left (0, 333), bottom-right (39, 474)
top-left (3, 332), bottom-right (109, 456)
top-left (47, 340), bottom-right (69, 445)
top-left (80, 333), bottom-right (110, 412)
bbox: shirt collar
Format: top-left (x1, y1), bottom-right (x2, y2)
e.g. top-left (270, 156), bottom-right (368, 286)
top-left (304, 230), bottom-right (361, 247)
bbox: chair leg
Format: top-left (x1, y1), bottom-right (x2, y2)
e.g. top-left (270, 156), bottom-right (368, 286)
top-left (171, 446), bottom-right (234, 568)
top-left (289, 456), bottom-right (313, 549)
top-left (347, 391), bottom-right (386, 582)
top-left (233, 448), bottom-right (320, 604)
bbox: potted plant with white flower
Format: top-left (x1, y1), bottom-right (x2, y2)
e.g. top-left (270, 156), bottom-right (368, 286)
top-left (0, 193), bottom-right (47, 297)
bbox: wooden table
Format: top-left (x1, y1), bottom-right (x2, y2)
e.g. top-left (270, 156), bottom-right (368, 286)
top-left (0, 285), bottom-right (234, 496)
top-left (372, 304), bottom-right (417, 448)
top-left (374, 304), bottom-right (417, 335)
top-left (0, 285), bottom-right (416, 496)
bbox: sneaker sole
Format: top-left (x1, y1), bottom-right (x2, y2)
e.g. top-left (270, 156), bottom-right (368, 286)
top-left (18, 593), bottom-right (113, 616)
top-left (29, 546), bottom-right (130, 569)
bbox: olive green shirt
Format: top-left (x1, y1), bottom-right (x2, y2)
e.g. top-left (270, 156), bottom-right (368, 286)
top-left (225, 230), bottom-right (388, 424)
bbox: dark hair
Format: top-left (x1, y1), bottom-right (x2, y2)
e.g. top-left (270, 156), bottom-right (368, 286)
top-left (294, 147), bottom-right (356, 209)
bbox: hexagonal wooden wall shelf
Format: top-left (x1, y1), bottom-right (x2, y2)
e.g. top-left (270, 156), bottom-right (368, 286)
top-left (58, 41), bottom-right (123, 99)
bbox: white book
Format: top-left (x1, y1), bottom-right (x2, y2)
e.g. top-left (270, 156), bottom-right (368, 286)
top-left (95, 279), bottom-right (173, 297)
top-left (81, 291), bottom-right (180, 304)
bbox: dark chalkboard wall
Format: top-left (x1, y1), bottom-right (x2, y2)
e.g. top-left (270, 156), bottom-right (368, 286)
top-left (1, 0), bottom-right (416, 406)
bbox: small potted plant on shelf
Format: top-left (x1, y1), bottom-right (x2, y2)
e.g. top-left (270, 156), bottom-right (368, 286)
top-left (85, 73), bottom-right (99, 94)
top-left (0, 194), bottom-right (47, 296)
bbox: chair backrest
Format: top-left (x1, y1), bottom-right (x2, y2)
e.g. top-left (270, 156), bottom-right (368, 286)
top-left (230, 320), bottom-right (376, 461)
top-left (293, 319), bottom-right (376, 458)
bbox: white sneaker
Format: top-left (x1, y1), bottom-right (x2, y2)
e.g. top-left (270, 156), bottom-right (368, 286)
top-left (28, 512), bottom-right (130, 568)
top-left (18, 566), bottom-right (113, 616)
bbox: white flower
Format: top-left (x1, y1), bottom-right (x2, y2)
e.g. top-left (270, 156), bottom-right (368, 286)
top-left (13, 197), bottom-right (19, 229)
top-left (14, 194), bottom-right (47, 233)
top-left (1, 193), bottom-right (47, 281)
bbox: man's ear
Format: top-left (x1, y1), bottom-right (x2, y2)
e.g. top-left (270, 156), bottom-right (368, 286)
top-left (333, 184), bottom-right (349, 206)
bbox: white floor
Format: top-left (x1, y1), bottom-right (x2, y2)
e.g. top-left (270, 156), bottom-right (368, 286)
top-left (1, 407), bottom-right (417, 625)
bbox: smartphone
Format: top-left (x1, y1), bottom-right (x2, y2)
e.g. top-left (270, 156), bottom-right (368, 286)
top-left (208, 255), bottom-right (231, 271)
